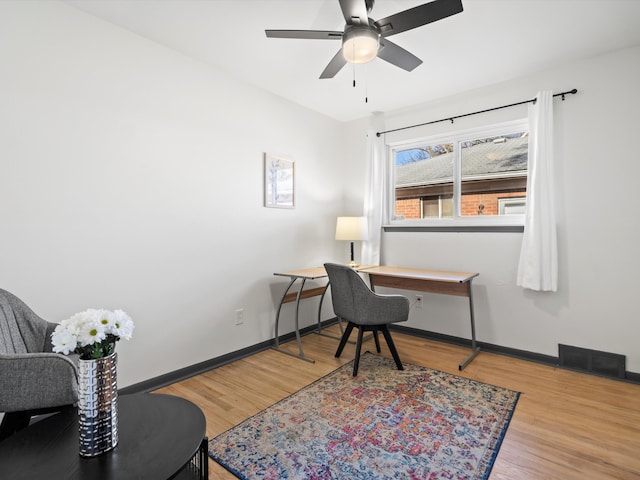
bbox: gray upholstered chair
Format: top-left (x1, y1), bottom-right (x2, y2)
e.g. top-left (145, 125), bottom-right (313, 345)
top-left (324, 263), bottom-right (409, 376)
top-left (0, 289), bottom-right (78, 439)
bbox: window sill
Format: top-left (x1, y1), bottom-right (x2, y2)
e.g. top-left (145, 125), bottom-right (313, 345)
top-left (383, 224), bottom-right (524, 233)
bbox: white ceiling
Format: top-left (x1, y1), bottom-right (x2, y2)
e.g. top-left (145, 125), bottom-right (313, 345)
top-left (65, 0), bottom-right (640, 122)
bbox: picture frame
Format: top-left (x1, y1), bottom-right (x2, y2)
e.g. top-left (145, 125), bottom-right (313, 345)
top-left (264, 153), bottom-right (295, 208)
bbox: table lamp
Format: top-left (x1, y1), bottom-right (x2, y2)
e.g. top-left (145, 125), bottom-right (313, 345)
top-left (335, 216), bottom-right (369, 268)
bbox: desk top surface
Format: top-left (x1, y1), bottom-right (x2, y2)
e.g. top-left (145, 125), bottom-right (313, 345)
top-left (273, 266), bottom-right (329, 279)
top-left (274, 265), bottom-right (478, 283)
top-left (361, 265), bottom-right (479, 284)
top-left (273, 265), bottom-right (376, 279)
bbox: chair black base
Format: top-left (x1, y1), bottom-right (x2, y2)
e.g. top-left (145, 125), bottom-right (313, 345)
top-left (0, 405), bottom-right (74, 442)
top-left (0, 411), bottom-right (31, 442)
top-left (335, 321), bottom-right (404, 376)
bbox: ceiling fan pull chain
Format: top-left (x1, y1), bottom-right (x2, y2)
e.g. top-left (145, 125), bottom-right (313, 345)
top-left (365, 63), bottom-right (369, 103)
top-left (352, 45), bottom-right (356, 88)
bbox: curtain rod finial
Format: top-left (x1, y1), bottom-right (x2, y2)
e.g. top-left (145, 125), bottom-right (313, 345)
top-left (562, 88), bottom-right (578, 100)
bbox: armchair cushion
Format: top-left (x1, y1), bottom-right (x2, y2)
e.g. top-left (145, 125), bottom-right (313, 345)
top-left (0, 353), bottom-right (79, 412)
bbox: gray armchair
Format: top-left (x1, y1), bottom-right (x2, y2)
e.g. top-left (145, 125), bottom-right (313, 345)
top-left (0, 289), bottom-right (78, 439)
top-left (324, 263), bottom-right (409, 376)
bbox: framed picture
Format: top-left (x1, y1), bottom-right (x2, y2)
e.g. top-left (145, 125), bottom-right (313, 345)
top-left (264, 153), bottom-right (295, 208)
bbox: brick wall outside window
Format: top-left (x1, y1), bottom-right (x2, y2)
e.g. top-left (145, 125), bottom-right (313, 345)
top-left (396, 198), bottom-right (421, 219)
top-left (460, 191), bottom-right (524, 216)
top-left (396, 190), bottom-right (525, 219)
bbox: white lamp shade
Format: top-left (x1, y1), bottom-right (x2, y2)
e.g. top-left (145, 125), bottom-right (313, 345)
top-left (335, 216), bottom-right (369, 241)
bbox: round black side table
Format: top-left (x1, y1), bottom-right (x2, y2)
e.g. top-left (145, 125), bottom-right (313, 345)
top-left (0, 393), bottom-right (207, 480)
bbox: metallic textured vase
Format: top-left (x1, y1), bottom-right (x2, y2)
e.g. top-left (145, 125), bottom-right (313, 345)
top-left (78, 352), bottom-right (118, 457)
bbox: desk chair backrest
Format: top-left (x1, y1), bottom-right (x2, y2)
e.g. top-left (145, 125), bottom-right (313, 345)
top-left (324, 263), bottom-right (358, 323)
top-left (324, 263), bottom-right (409, 326)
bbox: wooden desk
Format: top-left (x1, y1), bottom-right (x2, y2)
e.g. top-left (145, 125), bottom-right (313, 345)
top-left (361, 266), bottom-right (480, 370)
top-left (273, 265), bottom-right (481, 369)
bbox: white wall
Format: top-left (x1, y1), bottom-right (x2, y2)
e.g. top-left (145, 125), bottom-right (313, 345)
top-left (2, 1), bottom-right (639, 389)
top-left (0, 1), bottom-right (348, 387)
top-left (345, 45), bottom-right (640, 372)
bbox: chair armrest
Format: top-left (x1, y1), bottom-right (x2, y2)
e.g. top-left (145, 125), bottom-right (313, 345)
top-left (357, 292), bottom-right (410, 325)
top-left (0, 353), bottom-right (78, 412)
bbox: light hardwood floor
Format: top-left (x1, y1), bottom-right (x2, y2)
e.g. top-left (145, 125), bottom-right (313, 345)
top-left (156, 326), bottom-right (640, 479)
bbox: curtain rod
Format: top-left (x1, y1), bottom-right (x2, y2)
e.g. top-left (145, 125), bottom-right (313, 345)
top-left (376, 88), bottom-right (578, 137)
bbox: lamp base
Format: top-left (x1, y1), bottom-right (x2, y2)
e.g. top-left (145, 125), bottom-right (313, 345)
top-left (347, 241), bottom-right (359, 268)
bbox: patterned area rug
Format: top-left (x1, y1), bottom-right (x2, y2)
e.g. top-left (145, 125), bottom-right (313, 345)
top-left (209, 353), bottom-right (519, 480)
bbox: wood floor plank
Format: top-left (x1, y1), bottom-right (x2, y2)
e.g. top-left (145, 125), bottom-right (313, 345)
top-left (156, 326), bottom-right (640, 479)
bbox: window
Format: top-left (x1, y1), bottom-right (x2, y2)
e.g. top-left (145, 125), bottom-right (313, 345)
top-left (390, 120), bottom-right (528, 226)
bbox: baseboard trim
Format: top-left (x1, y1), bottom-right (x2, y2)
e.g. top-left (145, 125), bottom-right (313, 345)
top-left (626, 371), bottom-right (640, 383)
top-left (390, 325), bottom-right (559, 366)
top-left (119, 318), bottom-right (341, 395)
top-left (120, 319), bottom-right (639, 393)
top-left (119, 340), bottom-right (271, 395)
top-left (390, 325), bottom-right (640, 384)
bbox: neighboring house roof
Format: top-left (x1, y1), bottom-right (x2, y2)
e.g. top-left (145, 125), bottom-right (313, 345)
top-left (396, 137), bottom-right (528, 188)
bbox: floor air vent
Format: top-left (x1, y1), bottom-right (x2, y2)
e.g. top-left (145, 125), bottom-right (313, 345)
top-left (558, 344), bottom-right (626, 379)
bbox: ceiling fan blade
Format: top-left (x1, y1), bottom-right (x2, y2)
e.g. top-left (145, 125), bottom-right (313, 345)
top-left (375, 0), bottom-right (463, 37)
top-left (265, 30), bottom-right (343, 40)
top-left (377, 38), bottom-right (423, 72)
top-left (320, 49), bottom-right (347, 79)
top-left (338, 0), bottom-right (370, 26)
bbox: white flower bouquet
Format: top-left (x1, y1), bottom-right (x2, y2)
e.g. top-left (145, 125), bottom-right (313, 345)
top-left (51, 309), bottom-right (134, 360)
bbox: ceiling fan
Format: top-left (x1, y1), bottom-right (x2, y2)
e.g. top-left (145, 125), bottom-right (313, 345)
top-left (265, 0), bottom-right (464, 79)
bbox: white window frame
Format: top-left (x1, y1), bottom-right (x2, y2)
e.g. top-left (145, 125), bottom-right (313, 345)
top-left (387, 119), bottom-right (529, 227)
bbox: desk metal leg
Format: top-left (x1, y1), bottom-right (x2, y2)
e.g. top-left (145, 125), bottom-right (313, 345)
top-left (272, 276), bottom-right (315, 363)
top-left (458, 280), bottom-right (481, 370)
top-left (273, 277), bottom-right (295, 350)
top-left (313, 282), bottom-right (356, 344)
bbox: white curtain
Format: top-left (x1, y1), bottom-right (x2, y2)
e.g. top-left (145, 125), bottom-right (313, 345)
top-left (361, 113), bottom-right (387, 266)
top-left (517, 91), bottom-right (558, 291)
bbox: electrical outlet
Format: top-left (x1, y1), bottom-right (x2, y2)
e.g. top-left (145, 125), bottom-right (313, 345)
top-left (235, 308), bottom-right (244, 325)
top-left (415, 295), bottom-right (423, 308)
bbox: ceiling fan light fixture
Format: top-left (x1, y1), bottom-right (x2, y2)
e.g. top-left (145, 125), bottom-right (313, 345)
top-left (342, 27), bottom-right (379, 64)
